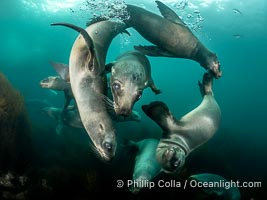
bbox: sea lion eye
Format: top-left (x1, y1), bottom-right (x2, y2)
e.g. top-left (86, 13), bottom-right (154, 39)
top-left (42, 78), bottom-right (49, 83)
top-left (136, 91), bottom-right (142, 101)
top-left (112, 82), bottom-right (121, 91)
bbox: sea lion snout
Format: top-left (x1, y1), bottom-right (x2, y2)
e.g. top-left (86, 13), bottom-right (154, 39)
top-left (156, 145), bottom-right (185, 173)
top-left (117, 107), bottom-right (132, 116)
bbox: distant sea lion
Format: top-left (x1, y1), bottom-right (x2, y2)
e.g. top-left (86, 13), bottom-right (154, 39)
top-left (106, 50), bottom-right (161, 116)
top-left (142, 73), bottom-right (221, 173)
top-left (42, 106), bottom-right (81, 134)
top-left (40, 75), bottom-right (74, 110)
top-left (40, 61), bottom-right (73, 110)
top-left (127, 138), bottom-right (161, 194)
top-left (187, 173), bottom-right (241, 200)
top-left (124, 1), bottom-right (221, 78)
top-left (42, 106), bottom-right (141, 133)
top-left (51, 19), bottom-right (129, 161)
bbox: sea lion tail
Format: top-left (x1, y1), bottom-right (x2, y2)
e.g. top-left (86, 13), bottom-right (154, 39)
top-left (51, 22), bottom-right (102, 73)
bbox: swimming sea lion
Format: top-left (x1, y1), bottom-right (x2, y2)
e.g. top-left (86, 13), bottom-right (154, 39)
top-left (40, 75), bottom-right (74, 111)
top-left (42, 106), bottom-right (80, 134)
top-left (187, 173), bottom-right (241, 200)
top-left (124, 1), bottom-right (221, 78)
top-left (142, 72), bottom-right (221, 173)
top-left (40, 76), bottom-right (70, 91)
top-left (127, 138), bottom-right (161, 194)
top-left (42, 105), bottom-right (141, 132)
top-left (106, 50), bottom-right (161, 116)
top-left (51, 19), bottom-right (128, 161)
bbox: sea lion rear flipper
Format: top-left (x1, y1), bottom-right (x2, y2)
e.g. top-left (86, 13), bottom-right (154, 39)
top-left (49, 61), bottom-right (69, 81)
top-left (134, 45), bottom-right (175, 57)
top-left (155, 1), bottom-right (186, 26)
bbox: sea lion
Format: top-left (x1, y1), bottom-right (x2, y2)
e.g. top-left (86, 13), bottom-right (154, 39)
top-left (39, 75), bottom-right (74, 111)
top-left (124, 1), bottom-right (221, 78)
top-left (142, 72), bottom-right (221, 173)
top-left (42, 106), bottom-right (81, 134)
top-left (106, 50), bottom-right (161, 116)
top-left (127, 138), bottom-right (161, 194)
top-left (187, 173), bottom-right (241, 200)
top-left (49, 61), bottom-right (70, 82)
top-left (42, 106), bottom-right (141, 132)
top-left (51, 19), bottom-right (128, 161)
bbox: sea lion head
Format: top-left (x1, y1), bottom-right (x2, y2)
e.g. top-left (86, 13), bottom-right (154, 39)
top-left (87, 118), bottom-right (117, 162)
top-left (111, 65), bottom-right (144, 116)
top-left (156, 142), bottom-right (186, 174)
top-left (40, 76), bottom-right (66, 90)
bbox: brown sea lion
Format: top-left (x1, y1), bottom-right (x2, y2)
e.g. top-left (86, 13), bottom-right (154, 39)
top-left (51, 19), bottom-right (128, 162)
top-left (42, 105), bottom-right (141, 134)
top-left (39, 75), bottom-right (74, 112)
top-left (142, 73), bottom-right (221, 173)
top-left (124, 1), bottom-right (221, 78)
top-left (106, 50), bottom-right (161, 116)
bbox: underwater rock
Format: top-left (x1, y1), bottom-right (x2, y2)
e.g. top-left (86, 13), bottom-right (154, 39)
top-left (0, 72), bottom-right (34, 173)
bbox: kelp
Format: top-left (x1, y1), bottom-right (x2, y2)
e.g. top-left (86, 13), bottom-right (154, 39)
top-left (0, 72), bottom-right (33, 173)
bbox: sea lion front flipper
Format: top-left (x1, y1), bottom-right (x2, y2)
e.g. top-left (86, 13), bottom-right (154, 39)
top-left (149, 79), bottom-right (162, 95)
top-left (51, 22), bottom-right (100, 73)
top-left (155, 1), bottom-right (186, 26)
top-left (198, 72), bottom-right (213, 97)
top-left (134, 45), bottom-right (175, 57)
top-left (122, 30), bottom-right (131, 36)
top-left (142, 101), bottom-right (174, 134)
top-left (49, 61), bottom-right (69, 81)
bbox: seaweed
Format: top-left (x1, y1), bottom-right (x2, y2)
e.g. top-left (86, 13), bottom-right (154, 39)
top-left (0, 72), bottom-right (34, 173)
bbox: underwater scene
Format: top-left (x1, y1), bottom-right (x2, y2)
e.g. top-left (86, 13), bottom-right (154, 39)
top-left (0, 0), bottom-right (266, 199)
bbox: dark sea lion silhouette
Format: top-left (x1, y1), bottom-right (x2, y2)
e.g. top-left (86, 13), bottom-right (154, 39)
top-left (127, 138), bottom-right (161, 194)
top-left (106, 50), bottom-right (161, 116)
top-left (124, 1), bottom-right (221, 78)
top-left (188, 173), bottom-right (241, 200)
top-left (51, 19), bottom-right (128, 162)
top-left (142, 73), bottom-right (221, 173)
